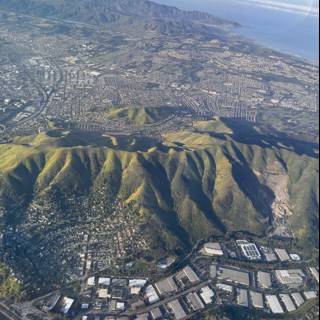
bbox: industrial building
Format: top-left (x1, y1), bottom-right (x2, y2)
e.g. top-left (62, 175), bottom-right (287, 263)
top-left (98, 288), bottom-right (109, 299)
top-left (129, 279), bottom-right (148, 295)
top-left (200, 286), bottom-right (215, 305)
top-left (216, 265), bottom-right (250, 286)
top-left (98, 277), bottom-right (111, 286)
top-left (274, 248), bottom-right (291, 262)
top-left (59, 297), bottom-right (75, 315)
top-left (145, 285), bottom-right (160, 304)
top-left (237, 289), bottom-right (249, 307)
top-left (186, 292), bottom-right (205, 311)
top-left (303, 291), bottom-right (318, 300)
top-left (202, 242), bottom-right (224, 256)
top-left (257, 271), bottom-right (272, 289)
top-left (238, 242), bottom-right (261, 261)
top-left (265, 295), bottom-right (285, 314)
top-left (176, 266), bottom-right (200, 286)
top-left (155, 277), bottom-right (178, 296)
top-left (249, 291), bottom-right (264, 309)
top-left (87, 277), bottom-right (95, 286)
top-left (280, 294), bottom-right (296, 312)
top-left (260, 246), bottom-right (278, 262)
top-left (167, 299), bottom-right (187, 320)
top-left (275, 269), bottom-right (305, 287)
top-left (309, 267), bottom-right (319, 283)
top-left (216, 283), bottom-right (233, 294)
top-left (291, 292), bottom-right (305, 307)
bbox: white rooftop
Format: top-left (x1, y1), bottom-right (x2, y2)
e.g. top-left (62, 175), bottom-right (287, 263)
top-left (87, 276), bottom-right (95, 286)
top-left (200, 286), bottom-right (215, 305)
top-left (145, 285), bottom-right (160, 304)
top-left (266, 295), bottom-right (284, 314)
top-left (280, 294), bottom-right (296, 313)
top-left (60, 297), bottom-right (74, 315)
top-left (303, 291), bottom-right (318, 300)
top-left (291, 292), bottom-right (305, 307)
top-left (129, 279), bottom-right (148, 288)
top-left (98, 277), bottom-right (111, 286)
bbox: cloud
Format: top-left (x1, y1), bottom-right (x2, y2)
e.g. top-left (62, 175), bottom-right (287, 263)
top-left (234, 0), bottom-right (319, 16)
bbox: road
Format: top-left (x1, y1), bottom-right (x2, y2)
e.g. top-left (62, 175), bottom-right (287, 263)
top-left (0, 303), bottom-right (23, 320)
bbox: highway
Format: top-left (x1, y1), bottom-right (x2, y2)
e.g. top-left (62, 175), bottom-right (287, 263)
top-left (0, 303), bottom-right (23, 320)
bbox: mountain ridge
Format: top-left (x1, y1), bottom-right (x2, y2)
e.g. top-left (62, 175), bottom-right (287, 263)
top-left (0, 0), bottom-right (236, 27)
top-left (0, 119), bottom-right (318, 250)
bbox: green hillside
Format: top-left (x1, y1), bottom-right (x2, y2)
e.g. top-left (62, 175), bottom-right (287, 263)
top-left (0, 119), bottom-right (318, 264)
top-left (106, 106), bottom-right (174, 125)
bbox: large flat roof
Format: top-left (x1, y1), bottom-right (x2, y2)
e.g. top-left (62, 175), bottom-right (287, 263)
top-left (183, 266), bottom-right (200, 283)
top-left (186, 292), bottom-right (205, 311)
top-left (155, 277), bottom-right (178, 295)
top-left (280, 294), bottom-right (296, 313)
top-left (217, 266), bottom-right (250, 286)
top-left (265, 295), bottom-right (284, 314)
top-left (291, 292), bottom-right (305, 307)
top-left (275, 248), bottom-right (291, 261)
top-left (167, 299), bottom-right (187, 320)
top-left (250, 291), bottom-right (264, 309)
top-left (257, 271), bottom-right (272, 289)
top-left (237, 289), bottom-right (248, 307)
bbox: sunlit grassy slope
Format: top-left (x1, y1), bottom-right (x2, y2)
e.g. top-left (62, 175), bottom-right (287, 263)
top-left (0, 118), bottom-right (318, 250)
top-left (106, 106), bottom-right (174, 125)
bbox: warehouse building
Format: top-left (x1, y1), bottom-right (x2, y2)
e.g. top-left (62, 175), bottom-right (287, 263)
top-left (216, 265), bottom-right (250, 286)
top-left (280, 294), bottom-right (296, 312)
top-left (249, 291), bottom-right (264, 309)
top-left (291, 292), bottom-right (305, 307)
top-left (274, 248), bottom-right (291, 262)
top-left (186, 292), bottom-right (205, 311)
top-left (309, 267), bottom-right (319, 283)
top-left (200, 286), bottom-right (215, 305)
top-left (155, 277), bottom-right (178, 296)
top-left (260, 246), bottom-right (278, 262)
top-left (238, 242), bottom-right (261, 261)
top-left (216, 283), bottom-right (233, 294)
top-left (202, 242), bottom-right (224, 256)
top-left (98, 277), bottom-right (111, 286)
top-left (257, 271), bottom-right (272, 289)
top-left (145, 285), bottom-right (160, 304)
top-left (167, 299), bottom-right (187, 320)
top-left (275, 269), bottom-right (305, 287)
top-left (237, 289), bottom-right (249, 307)
top-left (265, 295), bottom-right (284, 314)
top-left (303, 291), bottom-right (318, 300)
top-left (176, 266), bottom-right (200, 287)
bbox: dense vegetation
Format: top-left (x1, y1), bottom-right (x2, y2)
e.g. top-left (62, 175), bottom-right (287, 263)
top-left (106, 106), bottom-right (174, 125)
top-left (0, 264), bottom-right (21, 300)
top-left (0, 118), bottom-right (318, 256)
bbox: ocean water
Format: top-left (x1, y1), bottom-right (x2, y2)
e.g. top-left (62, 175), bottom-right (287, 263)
top-left (155, 0), bottom-right (319, 62)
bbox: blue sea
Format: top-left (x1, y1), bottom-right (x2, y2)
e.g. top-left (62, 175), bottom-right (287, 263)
top-left (155, 0), bottom-right (319, 63)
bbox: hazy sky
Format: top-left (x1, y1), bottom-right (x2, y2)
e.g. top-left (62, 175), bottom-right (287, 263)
top-left (237, 0), bottom-right (319, 16)
top-left (160, 0), bottom-right (319, 15)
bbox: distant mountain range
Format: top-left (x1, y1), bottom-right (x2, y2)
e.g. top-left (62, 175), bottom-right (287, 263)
top-left (0, 0), bottom-right (236, 27)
